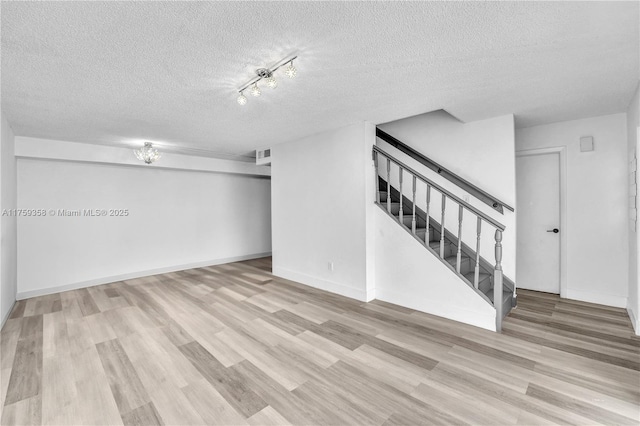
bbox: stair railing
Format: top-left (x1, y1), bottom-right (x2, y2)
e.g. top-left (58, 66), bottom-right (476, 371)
top-left (376, 128), bottom-right (514, 214)
top-left (373, 146), bottom-right (507, 331)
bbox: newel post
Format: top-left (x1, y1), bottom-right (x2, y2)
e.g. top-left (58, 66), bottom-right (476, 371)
top-left (494, 229), bottom-right (504, 332)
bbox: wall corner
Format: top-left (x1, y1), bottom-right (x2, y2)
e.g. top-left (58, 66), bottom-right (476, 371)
top-left (364, 121), bottom-right (377, 301)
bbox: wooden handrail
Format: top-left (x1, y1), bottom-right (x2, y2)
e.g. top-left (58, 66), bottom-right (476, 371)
top-left (373, 146), bottom-right (506, 231)
top-left (376, 128), bottom-right (514, 214)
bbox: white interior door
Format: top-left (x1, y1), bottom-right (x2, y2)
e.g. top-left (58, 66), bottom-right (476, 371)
top-left (516, 152), bottom-right (561, 294)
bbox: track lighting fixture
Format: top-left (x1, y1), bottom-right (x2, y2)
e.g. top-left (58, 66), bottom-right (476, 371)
top-left (236, 56), bottom-right (297, 105)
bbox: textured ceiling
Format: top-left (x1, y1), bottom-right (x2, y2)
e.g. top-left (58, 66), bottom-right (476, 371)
top-left (2, 1), bottom-right (638, 160)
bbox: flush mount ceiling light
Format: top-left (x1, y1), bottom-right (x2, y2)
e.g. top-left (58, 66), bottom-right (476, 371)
top-left (134, 142), bottom-right (161, 164)
top-left (236, 56), bottom-right (297, 105)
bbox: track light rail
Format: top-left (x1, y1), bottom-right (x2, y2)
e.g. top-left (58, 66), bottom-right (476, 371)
top-left (237, 55), bottom-right (298, 94)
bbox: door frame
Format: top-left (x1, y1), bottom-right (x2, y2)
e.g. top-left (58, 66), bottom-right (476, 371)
top-left (515, 146), bottom-right (567, 298)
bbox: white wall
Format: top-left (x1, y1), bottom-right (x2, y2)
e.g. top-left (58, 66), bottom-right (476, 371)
top-left (516, 113), bottom-right (628, 308)
top-left (16, 138), bottom-right (272, 299)
top-left (378, 111), bottom-right (517, 281)
top-left (271, 122), bottom-right (376, 301)
top-left (1, 112), bottom-right (17, 326)
top-left (627, 82), bottom-right (640, 333)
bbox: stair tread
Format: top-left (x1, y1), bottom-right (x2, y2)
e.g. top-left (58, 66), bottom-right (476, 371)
top-left (428, 240), bottom-right (447, 248)
top-left (445, 254), bottom-right (469, 262)
top-left (485, 288), bottom-right (513, 304)
top-left (463, 271), bottom-right (490, 281)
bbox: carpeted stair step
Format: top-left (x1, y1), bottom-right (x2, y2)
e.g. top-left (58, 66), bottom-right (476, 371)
top-left (484, 286), bottom-right (511, 302)
top-left (394, 212), bottom-right (412, 228)
top-left (394, 211), bottom-right (426, 228)
top-left (463, 271), bottom-right (492, 294)
top-left (379, 191), bottom-right (389, 203)
top-left (429, 228), bottom-right (443, 244)
top-left (485, 287), bottom-right (513, 318)
top-left (386, 202), bottom-right (401, 215)
top-left (429, 240), bottom-right (456, 258)
top-left (445, 255), bottom-right (473, 275)
top-left (415, 227), bottom-right (430, 241)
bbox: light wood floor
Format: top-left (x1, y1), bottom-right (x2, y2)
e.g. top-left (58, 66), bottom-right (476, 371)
top-left (1, 257), bottom-right (639, 425)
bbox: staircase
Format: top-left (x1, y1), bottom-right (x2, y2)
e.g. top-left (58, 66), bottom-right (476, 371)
top-left (373, 142), bottom-right (516, 331)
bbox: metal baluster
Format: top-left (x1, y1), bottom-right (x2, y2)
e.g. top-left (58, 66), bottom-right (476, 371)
top-left (456, 205), bottom-right (463, 273)
top-left (386, 158), bottom-right (391, 213)
top-left (474, 217), bottom-right (481, 289)
top-left (399, 167), bottom-right (404, 224)
top-left (494, 229), bottom-right (504, 332)
top-left (425, 185), bottom-right (431, 244)
top-left (440, 194), bottom-right (446, 258)
top-left (411, 175), bottom-right (417, 233)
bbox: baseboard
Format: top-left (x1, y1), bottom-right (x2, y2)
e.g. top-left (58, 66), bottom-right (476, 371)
top-left (16, 252), bottom-right (272, 300)
top-left (564, 288), bottom-right (627, 308)
top-left (628, 307), bottom-right (640, 336)
top-left (365, 287), bottom-right (376, 302)
top-left (1, 300), bottom-right (16, 330)
top-left (272, 266), bottom-right (368, 302)
top-left (375, 287), bottom-right (496, 332)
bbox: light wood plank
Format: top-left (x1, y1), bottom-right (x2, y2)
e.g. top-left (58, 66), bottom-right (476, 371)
top-left (181, 378), bottom-right (249, 426)
top-left (95, 339), bottom-right (150, 415)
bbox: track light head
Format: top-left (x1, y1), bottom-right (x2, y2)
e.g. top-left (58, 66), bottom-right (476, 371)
top-left (285, 61), bottom-right (297, 78)
top-left (266, 76), bottom-right (277, 89)
top-left (237, 91), bottom-right (247, 105)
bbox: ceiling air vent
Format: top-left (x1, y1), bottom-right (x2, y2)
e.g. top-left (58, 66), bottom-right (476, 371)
top-left (256, 148), bottom-right (271, 166)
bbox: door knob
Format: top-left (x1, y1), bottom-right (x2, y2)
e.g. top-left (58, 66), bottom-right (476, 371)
top-left (547, 228), bottom-right (559, 233)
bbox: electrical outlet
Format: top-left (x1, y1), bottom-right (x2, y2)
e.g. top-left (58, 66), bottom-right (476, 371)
top-left (328, 261), bottom-right (334, 271)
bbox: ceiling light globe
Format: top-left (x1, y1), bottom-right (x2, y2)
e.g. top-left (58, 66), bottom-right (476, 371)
top-left (250, 84), bottom-right (261, 97)
top-left (285, 62), bottom-right (297, 78)
top-left (266, 76), bottom-right (278, 89)
top-left (237, 93), bottom-right (247, 105)
top-left (134, 142), bottom-right (161, 164)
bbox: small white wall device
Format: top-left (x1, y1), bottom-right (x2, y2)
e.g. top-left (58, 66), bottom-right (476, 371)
top-left (579, 136), bottom-right (594, 152)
